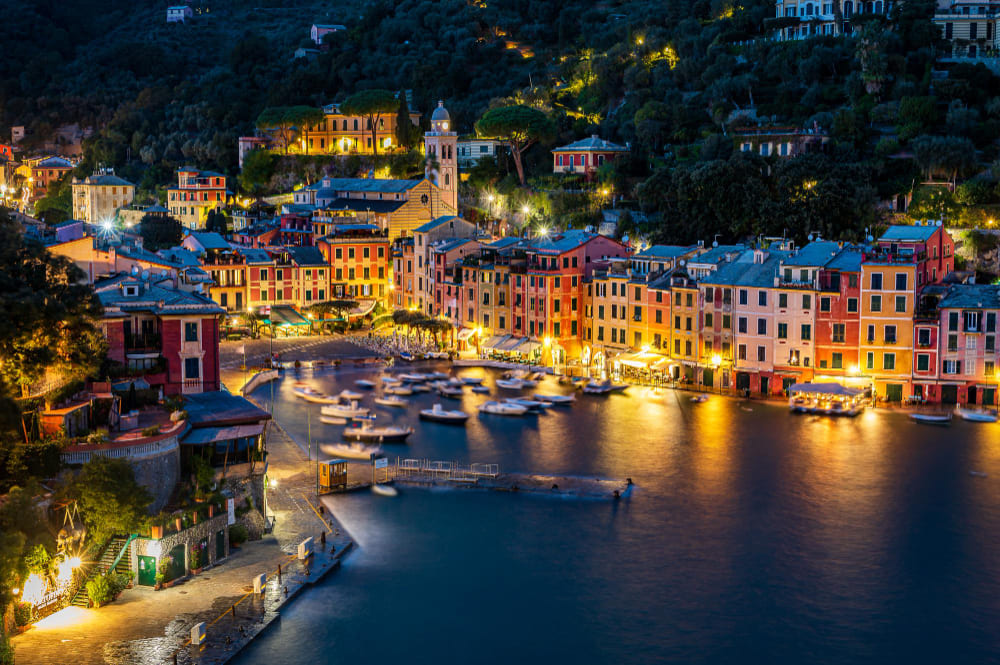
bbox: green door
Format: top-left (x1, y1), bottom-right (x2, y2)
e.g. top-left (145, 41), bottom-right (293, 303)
top-left (702, 368), bottom-right (714, 388)
top-left (166, 544), bottom-right (186, 581)
top-left (886, 383), bottom-right (903, 402)
top-left (137, 555), bottom-right (156, 587)
top-left (984, 388), bottom-right (996, 406)
top-left (216, 530), bottom-right (226, 561)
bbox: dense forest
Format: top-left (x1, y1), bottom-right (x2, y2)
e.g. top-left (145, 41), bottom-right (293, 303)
top-left (6, 0), bottom-right (1000, 244)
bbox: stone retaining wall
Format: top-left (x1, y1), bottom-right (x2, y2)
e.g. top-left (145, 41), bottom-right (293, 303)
top-left (130, 513), bottom-right (230, 585)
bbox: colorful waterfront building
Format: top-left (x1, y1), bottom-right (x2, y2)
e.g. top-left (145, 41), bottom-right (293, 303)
top-left (315, 223), bottom-right (390, 302)
top-left (412, 215), bottom-right (479, 315)
top-left (168, 167), bottom-right (228, 230)
top-left (935, 283), bottom-right (1000, 406)
top-left (814, 247), bottom-right (864, 382)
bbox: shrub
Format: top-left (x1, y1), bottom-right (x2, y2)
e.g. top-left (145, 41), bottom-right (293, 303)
top-left (0, 631), bottom-right (13, 665)
top-left (156, 556), bottom-right (172, 584)
top-left (141, 425), bottom-right (161, 436)
top-left (229, 524), bottom-right (249, 546)
top-left (13, 602), bottom-right (33, 626)
top-left (86, 574), bottom-right (113, 606)
top-left (190, 545), bottom-right (204, 570)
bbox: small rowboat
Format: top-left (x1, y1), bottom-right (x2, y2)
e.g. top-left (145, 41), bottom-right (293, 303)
top-left (386, 385), bottom-right (413, 396)
top-left (322, 401), bottom-right (370, 418)
top-left (372, 484), bottom-right (398, 497)
top-left (534, 393), bottom-right (575, 405)
top-left (419, 403), bottom-right (470, 424)
top-left (339, 389), bottom-right (365, 400)
top-left (478, 400), bottom-right (528, 416)
top-left (343, 416), bottom-right (413, 443)
top-left (910, 412), bottom-right (952, 426)
top-left (471, 385), bottom-right (490, 394)
top-left (955, 405), bottom-right (999, 423)
top-left (438, 385), bottom-right (464, 398)
top-left (375, 395), bottom-right (408, 408)
top-left (355, 379), bottom-right (376, 389)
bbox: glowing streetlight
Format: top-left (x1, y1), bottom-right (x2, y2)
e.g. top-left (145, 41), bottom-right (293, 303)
top-left (711, 354), bottom-right (722, 367)
top-left (521, 204), bottom-right (530, 216)
top-left (537, 226), bottom-right (549, 237)
top-left (849, 364), bottom-right (861, 376)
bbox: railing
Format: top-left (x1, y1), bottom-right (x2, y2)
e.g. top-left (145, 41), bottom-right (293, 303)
top-left (394, 458), bottom-right (500, 481)
top-left (61, 436), bottom-right (179, 465)
top-left (125, 332), bottom-right (161, 352)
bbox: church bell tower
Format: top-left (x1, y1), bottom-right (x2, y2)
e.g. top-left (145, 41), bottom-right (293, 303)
top-left (424, 100), bottom-right (458, 212)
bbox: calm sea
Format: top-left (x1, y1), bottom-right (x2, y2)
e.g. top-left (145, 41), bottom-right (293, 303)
top-left (241, 365), bottom-right (1000, 664)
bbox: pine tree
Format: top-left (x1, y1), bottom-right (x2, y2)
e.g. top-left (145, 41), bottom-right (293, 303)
top-left (395, 90), bottom-right (415, 150)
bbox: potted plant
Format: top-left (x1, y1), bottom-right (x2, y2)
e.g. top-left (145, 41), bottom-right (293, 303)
top-left (156, 556), bottom-right (173, 589)
top-left (174, 516), bottom-right (183, 531)
top-left (151, 524), bottom-right (163, 540)
top-left (190, 546), bottom-right (204, 574)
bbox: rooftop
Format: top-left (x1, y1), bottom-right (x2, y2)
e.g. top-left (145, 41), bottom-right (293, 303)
top-left (635, 244), bottom-right (696, 260)
top-left (95, 274), bottom-right (224, 316)
top-left (80, 173), bottom-right (134, 187)
top-left (552, 135), bottom-right (628, 153)
top-left (182, 391), bottom-right (271, 428)
top-left (879, 224), bottom-right (940, 243)
top-left (524, 229), bottom-right (610, 254)
top-left (323, 198), bottom-right (406, 214)
top-left (414, 215), bottom-right (467, 234)
top-left (186, 231), bottom-right (231, 251)
top-left (938, 283), bottom-right (1000, 309)
top-left (284, 245), bottom-right (326, 266)
top-left (306, 177), bottom-right (421, 194)
top-left (783, 240), bottom-right (843, 268)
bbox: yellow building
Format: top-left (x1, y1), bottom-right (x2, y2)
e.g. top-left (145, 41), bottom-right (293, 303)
top-left (300, 101), bottom-right (421, 155)
top-left (860, 260), bottom-right (917, 401)
top-left (71, 172), bottom-right (135, 224)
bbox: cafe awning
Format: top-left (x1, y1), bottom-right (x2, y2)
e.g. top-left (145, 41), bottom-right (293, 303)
top-left (267, 305), bottom-right (311, 326)
top-left (515, 339), bottom-right (541, 355)
top-left (617, 351), bottom-right (661, 368)
top-left (788, 383), bottom-right (863, 397)
top-left (497, 336), bottom-right (525, 352)
top-left (457, 327), bottom-right (475, 341)
top-left (182, 423), bottom-right (266, 446)
top-left (482, 334), bottom-right (509, 349)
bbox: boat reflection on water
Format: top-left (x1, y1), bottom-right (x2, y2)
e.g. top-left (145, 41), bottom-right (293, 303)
top-left (788, 382), bottom-right (866, 417)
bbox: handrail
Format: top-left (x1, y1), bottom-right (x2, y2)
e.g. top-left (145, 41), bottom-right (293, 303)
top-left (108, 534), bottom-right (138, 574)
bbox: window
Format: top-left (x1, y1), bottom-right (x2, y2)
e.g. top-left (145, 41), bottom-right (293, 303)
top-left (723, 315), bottom-right (731, 329)
top-left (943, 359), bottom-right (961, 375)
top-left (685, 340), bottom-right (692, 355)
top-left (833, 323), bottom-right (845, 343)
top-left (895, 296), bottom-right (906, 313)
top-left (184, 357), bottom-right (200, 379)
top-left (757, 346), bottom-right (766, 362)
top-left (757, 318), bottom-right (767, 335)
top-left (705, 287), bottom-right (715, 301)
top-left (738, 289), bottom-right (748, 305)
top-left (686, 293), bottom-right (693, 307)
top-left (738, 317), bottom-right (748, 333)
top-left (965, 311), bottom-right (981, 332)
top-left (685, 317), bottom-right (692, 331)
top-left (801, 324), bottom-right (811, 341)
top-left (777, 323), bottom-right (788, 339)
top-left (949, 312), bottom-right (959, 331)
top-left (738, 344), bottom-right (747, 360)
top-left (987, 335), bottom-right (995, 352)
top-left (849, 274), bottom-right (858, 288)
top-left (870, 273), bottom-right (883, 290)
top-left (916, 354), bottom-right (930, 372)
top-left (895, 273), bottom-right (907, 291)
top-left (917, 328), bottom-right (931, 347)
top-left (948, 334), bottom-right (958, 351)
top-left (674, 315), bottom-right (681, 329)
top-left (847, 298), bottom-right (858, 313)
top-left (185, 322), bottom-right (198, 342)
top-left (867, 325), bottom-right (876, 343)
top-left (987, 313), bottom-right (997, 333)
top-left (802, 294), bottom-right (811, 310)
top-left (779, 293), bottom-right (788, 308)
top-left (883, 353), bottom-right (895, 370)
top-left (832, 352), bottom-right (843, 369)
top-left (866, 351), bottom-right (874, 370)
top-left (674, 339), bottom-right (680, 354)
top-left (705, 313), bottom-right (714, 328)
top-left (885, 325), bottom-right (896, 344)
top-left (870, 295), bottom-right (882, 312)
top-left (655, 310), bottom-right (662, 324)
top-left (758, 291), bottom-right (767, 307)
top-left (987, 361), bottom-right (996, 377)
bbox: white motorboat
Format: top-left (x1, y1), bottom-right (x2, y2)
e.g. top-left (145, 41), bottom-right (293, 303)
top-left (372, 484), bottom-right (398, 497)
top-left (321, 400), bottom-right (370, 419)
top-left (533, 393), bottom-right (575, 405)
top-left (339, 389), bottom-right (365, 400)
top-left (355, 379), bottom-right (376, 389)
top-left (320, 442), bottom-right (383, 460)
top-left (419, 403), bottom-right (470, 424)
top-left (496, 378), bottom-right (527, 390)
top-left (426, 351), bottom-right (449, 359)
top-left (380, 376), bottom-right (402, 385)
top-left (438, 384), bottom-right (464, 398)
top-left (399, 373), bottom-right (429, 383)
top-left (460, 376), bottom-right (484, 386)
top-left (375, 395), bottom-right (408, 408)
top-left (910, 412), bottom-right (952, 426)
top-left (471, 385), bottom-right (490, 394)
top-left (427, 371), bottom-right (450, 380)
top-left (344, 416), bottom-right (413, 443)
top-left (478, 400), bottom-right (528, 416)
top-left (385, 385), bottom-right (414, 396)
top-left (319, 415), bottom-right (348, 425)
top-left (955, 405), bottom-right (999, 423)
top-left (505, 397), bottom-right (548, 412)
top-left (399, 351), bottom-right (415, 362)
top-left (292, 386), bottom-right (340, 404)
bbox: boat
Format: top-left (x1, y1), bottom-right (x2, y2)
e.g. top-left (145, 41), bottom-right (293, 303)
top-left (910, 412), bottom-right (952, 426)
top-left (438, 385), bottom-right (464, 398)
top-left (582, 380), bottom-right (626, 394)
top-left (338, 389), bottom-right (365, 400)
top-left (690, 394), bottom-right (709, 403)
top-left (399, 373), bottom-right (428, 383)
top-left (319, 415), bottom-right (348, 425)
top-left (428, 351), bottom-right (450, 359)
top-left (534, 393), bottom-right (575, 405)
top-left (320, 442), bottom-right (383, 460)
top-left (460, 376), bottom-right (484, 386)
top-left (321, 400), bottom-right (370, 419)
top-left (471, 385), bottom-right (490, 394)
top-left (427, 372), bottom-right (450, 380)
top-left (372, 484), bottom-right (398, 497)
top-left (399, 351), bottom-right (415, 362)
top-left (496, 378), bottom-right (527, 390)
top-left (354, 379), bottom-right (376, 389)
top-left (386, 385), bottom-right (414, 396)
top-left (478, 400), bottom-right (528, 416)
top-left (419, 403), bottom-right (470, 424)
top-left (505, 397), bottom-right (549, 412)
top-left (343, 416), bottom-right (413, 443)
top-left (380, 376), bottom-right (402, 385)
top-left (292, 386), bottom-right (341, 404)
top-left (955, 405), bottom-right (999, 423)
top-left (411, 384), bottom-right (431, 393)
top-left (374, 395), bottom-right (408, 408)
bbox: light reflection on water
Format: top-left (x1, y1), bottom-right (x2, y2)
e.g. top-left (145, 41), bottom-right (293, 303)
top-left (238, 365), bottom-right (1000, 664)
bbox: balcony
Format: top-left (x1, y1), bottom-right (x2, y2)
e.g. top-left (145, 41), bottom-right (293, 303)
top-left (125, 331), bottom-right (161, 353)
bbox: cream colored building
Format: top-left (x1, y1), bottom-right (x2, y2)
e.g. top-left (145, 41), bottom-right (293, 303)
top-left (71, 172), bottom-right (135, 224)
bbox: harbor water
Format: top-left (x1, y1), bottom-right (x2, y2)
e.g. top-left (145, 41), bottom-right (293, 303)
top-left (239, 365), bottom-right (1000, 664)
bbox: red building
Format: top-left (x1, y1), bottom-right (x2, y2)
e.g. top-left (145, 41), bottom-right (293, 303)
top-left (96, 274), bottom-right (224, 395)
top-left (814, 248), bottom-right (863, 380)
top-left (551, 135), bottom-right (628, 180)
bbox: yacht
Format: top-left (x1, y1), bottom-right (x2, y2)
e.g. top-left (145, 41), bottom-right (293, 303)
top-left (399, 351), bottom-right (415, 362)
top-left (460, 376), bottom-right (484, 386)
top-left (419, 403), bottom-right (471, 424)
top-left (496, 378), bottom-right (527, 390)
top-left (338, 389), bottom-right (365, 401)
top-left (478, 400), bottom-right (529, 416)
top-left (471, 385), bottom-right (491, 394)
top-left (438, 384), bottom-right (464, 398)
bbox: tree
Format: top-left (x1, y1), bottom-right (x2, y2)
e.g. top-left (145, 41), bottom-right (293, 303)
top-left (255, 106), bottom-right (324, 155)
top-left (475, 106), bottom-right (554, 186)
top-left (394, 89), bottom-right (417, 150)
top-left (311, 299), bottom-right (359, 320)
top-left (33, 174), bottom-right (73, 224)
top-left (238, 149), bottom-right (278, 196)
top-left (205, 209), bottom-right (229, 235)
top-left (341, 89), bottom-right (399, 156)
top-left (0, 210), bottom-right (106, 398)
top-left (74, 456), bottom-right (151, 543)
top-left (139, 213), bottom-right (183, 251)
top-left (911, 135), bottom-right (978, 185)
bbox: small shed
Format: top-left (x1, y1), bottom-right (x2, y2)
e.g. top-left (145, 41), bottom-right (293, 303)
top-left (319, 459), bottom-right (348, 491)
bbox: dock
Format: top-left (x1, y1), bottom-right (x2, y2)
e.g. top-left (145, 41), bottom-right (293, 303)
top-left (324, 458), bottom-right (632, 499)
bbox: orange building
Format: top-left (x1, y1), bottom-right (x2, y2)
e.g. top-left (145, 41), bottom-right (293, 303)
top-left (316, 223), bottom-right (391, 303)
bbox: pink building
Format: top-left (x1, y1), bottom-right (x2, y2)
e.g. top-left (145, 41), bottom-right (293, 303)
top-left (551, 136), bottom-right (628, 180)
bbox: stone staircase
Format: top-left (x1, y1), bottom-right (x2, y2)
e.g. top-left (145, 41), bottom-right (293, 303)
top-left (69, 535), bottom-right (135, 607)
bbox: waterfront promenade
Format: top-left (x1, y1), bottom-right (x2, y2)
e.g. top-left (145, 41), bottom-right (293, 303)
top-left (11, 418), bottom-right (349, 665)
